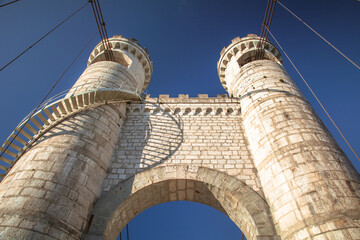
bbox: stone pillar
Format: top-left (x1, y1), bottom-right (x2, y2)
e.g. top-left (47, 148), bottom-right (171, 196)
top-left (218, 34), bottom-right (360, 239)
top-left (0, 36), bottom-right (152, 239)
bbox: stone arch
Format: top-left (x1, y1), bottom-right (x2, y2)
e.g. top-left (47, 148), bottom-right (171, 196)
top-left (132, 107), bottom-right (140, 113)
top-left (184, 107), bottom-right (191, 115)
top-left (86, 166), bottom-right (279, 240)
top-left (114, 42), bottom-right (120, 49)
top-left (152, 108), bottom-right (160, 114)
top-left (194, 107), bottom-right (202, 115)
top-left (174, 107), bottom-right (181, 115)
top-left (163, 108), bottom-right (171, 114)
top-left (226, 108), bottom-right (234, 115)
top-left (90, 51), bottom-right (132, 68)
top-left (216, 108), bottom-right (223, 115)
top-left (237, 49), bottom-right (281, 68)
top-left (205, 107), bottom-right (212, 115)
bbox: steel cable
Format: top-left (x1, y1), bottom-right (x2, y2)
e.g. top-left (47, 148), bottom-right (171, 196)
top-left (0, 30), bottom-right (99, 163)
top-left (90, 0), bottom-right (108, 59)
top-left (256, 0), bottom-right (271, 60)
top-left (94, 0), bottom-right (113, 61)
top-left (0, 1), bottom-right (89, 72)
top-left (0, 0), bottom-right (20, 8)
top-left (265, 26), bottom-right (360, 162)
top-left (94, 0), bottom-right (113, 60)
top-left (261, 0), bottom-right (276, 58)
top-left (256, 0), bottom-right (277, 60)
top-left (277, 1), bottom-right (360, 70)
top-left (259, 0), bottom-right (271, 42)
top-left (90, 0), bottom-right (114, 61)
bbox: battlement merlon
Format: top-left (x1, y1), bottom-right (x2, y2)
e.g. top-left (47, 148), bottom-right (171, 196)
top-left (128, 94), bottom-right (241, 115)
top-left (136, 94), bottom-right (241, 104)
top-left (87, 35), bottom-right (153, 93)
top-left (217, 34), bottom-right (283, 93)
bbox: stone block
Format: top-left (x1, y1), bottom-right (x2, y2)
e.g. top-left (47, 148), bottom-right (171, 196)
top-left (1, 35), bottom-right (359, 240)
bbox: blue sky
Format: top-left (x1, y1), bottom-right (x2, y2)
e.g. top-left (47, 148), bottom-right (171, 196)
top-left (0, 0), bottom-right (359, 239)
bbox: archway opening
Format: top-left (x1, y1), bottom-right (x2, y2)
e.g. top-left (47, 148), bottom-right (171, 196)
top-left (116, 201), bottom-right (247, 240)
top-left (87, 167), bottom-right (278, 240)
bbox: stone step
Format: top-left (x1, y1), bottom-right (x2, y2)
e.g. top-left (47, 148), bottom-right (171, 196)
top-left (0, 89), bottom-right (139, 181)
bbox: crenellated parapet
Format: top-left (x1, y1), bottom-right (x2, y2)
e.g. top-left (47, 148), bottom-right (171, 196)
top-left (217, 34), bottom-right (282, 93)
top-left (124, 94), bottom-right (241, 116)
top-left (126, 96), bottom-right (240, 116)
top-left (217, 34), bottom-right (360, 239)
top-left (142, 93), bottom-right (234, 102)
top-left (1, 31), bottom-right (359, 240)
top-left (0, 35), bottom-right (153, 240)
top-left (87, 35), bottom-right (153, 93)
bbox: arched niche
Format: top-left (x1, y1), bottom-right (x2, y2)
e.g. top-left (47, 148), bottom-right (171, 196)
top-left (237, 49), bottom-right (281, 68)
top-left (91, 50), bottom-right (133, 68)
top-left (85, 166), bottom-right (280, 240)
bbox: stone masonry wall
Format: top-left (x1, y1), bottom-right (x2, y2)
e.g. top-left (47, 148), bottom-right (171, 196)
top-left (89, 166), bottom-right (278, 240)
top-left (100, 94), bottom-right (263, 197)
top-left (235, 60), bottom-right (360, 239)
top-left (67, 61), bottom-right (139, 97)
top-left (0, 103), bottom-right (126, 240)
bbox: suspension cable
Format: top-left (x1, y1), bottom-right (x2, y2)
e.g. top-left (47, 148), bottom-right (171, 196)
top-left (258, 0), bottom-right (270, 45)
top-left (89, 0), bottom-right (107, 58)
top-left (89, 0), bottom-right (114, 61)
top-left (277, 1), bottom-right (360, 71)
top-left (96, 0), bottom-right (113, 61)
top-left (0, 1), bottom-right (89, 72)
top-left (0, 30), bottom-right (99, 160)
top-left (93, 0), bottom-right (113, 61)
top-left (262, 0), bottom-right (276, 54)
top-left (95, 0), bottom-right (112, 53)
top-left (256, 0), bottom-right (277, 60)
top-left (265, 26), bottom-right (360, 162)
top-left (256, 0), bottom-right (271, 60)
top-left (0, 0), bottom-right (20, 8)
top-left (95, 0), bottom-right (114, 61)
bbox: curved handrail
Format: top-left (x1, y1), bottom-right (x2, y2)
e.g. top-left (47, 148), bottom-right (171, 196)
top-left (17, 79), bottom-right (140, 128)
top-left (0, 84), bottom-right (141, 181)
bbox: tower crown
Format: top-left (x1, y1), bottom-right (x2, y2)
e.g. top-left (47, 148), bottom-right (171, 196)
top-left (88, 35), bottom-right (153, 93)
top-left (217, 34), bottom-right (282, 92)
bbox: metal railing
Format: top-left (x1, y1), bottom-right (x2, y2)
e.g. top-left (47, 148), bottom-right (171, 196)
top-left (0, 79), bottom-right (142, 181)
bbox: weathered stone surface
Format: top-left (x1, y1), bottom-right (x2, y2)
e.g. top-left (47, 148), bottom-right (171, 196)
top-left (0, 34), bottom-right (359, 240)
top-left (100, 95), bottom-right (261, 195)
top-left (89, 166), bottom-right (276, 240)
top-left (217, 34), bottom-right (360, 239)
top-left (0, 35), bottom-right (152, 240)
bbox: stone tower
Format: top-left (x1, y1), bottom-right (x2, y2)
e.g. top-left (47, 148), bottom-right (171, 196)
top-left (0, 34), bottom-right (359, 240)
top-left (0, 35), bottom-right (153, 239)
top-left (217, 34), bottom-right (360, 239)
